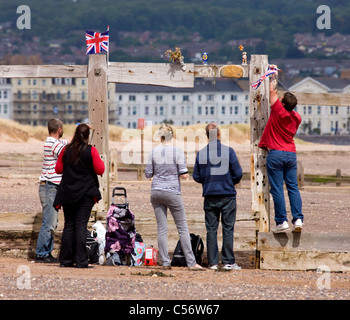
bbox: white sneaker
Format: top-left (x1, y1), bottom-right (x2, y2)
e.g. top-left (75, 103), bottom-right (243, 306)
top-left (223, 263), bottom-right (242, 271)
top-left (272, 221), bottom-right (290, 233)
top-left (209, 265), bottom-right (218, 270)
top-left (293, 219), bottom-right (303, 232)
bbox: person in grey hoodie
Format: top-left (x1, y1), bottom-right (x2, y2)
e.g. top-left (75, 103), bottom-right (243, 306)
top-left (145, 124), bottom-right (202, 269)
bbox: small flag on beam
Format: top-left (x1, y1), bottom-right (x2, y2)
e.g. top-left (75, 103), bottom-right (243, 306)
top-left (86, 26), bottom-right (109, 55)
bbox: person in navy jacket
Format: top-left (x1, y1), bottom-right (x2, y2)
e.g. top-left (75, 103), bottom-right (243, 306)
top-left (193, 123), bottom-right (243, 270)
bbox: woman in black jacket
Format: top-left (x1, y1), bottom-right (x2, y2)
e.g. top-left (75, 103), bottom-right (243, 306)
top-left (54, 124), bottom-right (105, 268)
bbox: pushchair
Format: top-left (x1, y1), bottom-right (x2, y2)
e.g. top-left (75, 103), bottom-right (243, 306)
top-left (105, 187), bottom-right (137, 266)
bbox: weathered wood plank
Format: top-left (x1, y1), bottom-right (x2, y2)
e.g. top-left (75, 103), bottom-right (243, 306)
top-left (260, 251), bottom-right (350, 272)
top-left (250, 55), bottom-right (270, 232)
top-left (88, 55), bottom-right (109, 213)
top-left (0, 64), bottom-right (87, 78)
top-left (258, 232), bottom-right (350, 253)
top-left (280, 91), bottom-right (350, 107)
top-left (108, 62), bottom-right (194, 87)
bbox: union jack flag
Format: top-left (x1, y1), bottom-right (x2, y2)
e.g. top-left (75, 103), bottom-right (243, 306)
top-left (86, 26), bottom-right (109, 54)
top-left (251, 65), bottom-right (281, 90)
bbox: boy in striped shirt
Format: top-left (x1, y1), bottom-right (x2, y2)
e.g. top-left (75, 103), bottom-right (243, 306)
top-left (36, 119), bottom-right (67, 263)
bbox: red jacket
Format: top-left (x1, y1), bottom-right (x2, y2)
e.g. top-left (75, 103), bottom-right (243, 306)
top-left (259, 99), bottom-right (301, 153)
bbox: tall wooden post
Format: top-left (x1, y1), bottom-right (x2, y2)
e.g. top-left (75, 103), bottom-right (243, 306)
top-left (88, 54), bottom-right (109, 215)
top-left (249, 55), bottom-right (270, 232)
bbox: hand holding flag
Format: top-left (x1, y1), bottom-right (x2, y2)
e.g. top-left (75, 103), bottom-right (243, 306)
top-left (251, 65), bottom-right (281, 90)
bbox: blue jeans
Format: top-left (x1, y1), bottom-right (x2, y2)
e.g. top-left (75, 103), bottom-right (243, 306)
top-left (266, 150), bottom-right (304, 225)
top-left (204, 197), bottom-right (236, 265)
top-left (36, 183), bottom-right (59, 257)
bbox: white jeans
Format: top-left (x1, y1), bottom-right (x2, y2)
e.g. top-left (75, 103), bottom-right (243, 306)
top-left (150, 190), bottom-right (196, 267)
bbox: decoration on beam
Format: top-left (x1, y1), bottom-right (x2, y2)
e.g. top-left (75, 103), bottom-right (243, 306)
top-left (202, 52), bottom-right (208, 65)
top-left (164, 47), bottom-right (186, 71)
top-left (239, 45), bottom-right (247, 65)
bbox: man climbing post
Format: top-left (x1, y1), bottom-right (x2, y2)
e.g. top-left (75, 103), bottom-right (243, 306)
top-left (258, 66), bottom-right (304, 233)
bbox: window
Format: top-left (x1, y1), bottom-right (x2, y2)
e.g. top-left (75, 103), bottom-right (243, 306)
top-left (231, 95), bottom-right (237, 101)
top-left (234, 106), bottom-right (239, 115)
top-left (210, 106), bottom-right (215, 115)
top-left (145, 106), bottom-right (149, 115)
top-left (132, 106), bottom-right (137, 115)
top-left (207, 94), bottom-right (214, 101)
top-left (198, 106), bottom-right (202, 115)
top-left (145, 95), bottom-right (148, 101)
top-left (129, 95), bottom-right (136, 101)
top-left (317, 106), bottom-right (321, 115)
top-left (221, 106), bottom-right (225, 115)
top-left (172, 106), bottom-right (176, 115)
top-left (156, 95), bottom-right (163, 101)
top-left (183, 95), bottom-right (189, 101)
top-left (160, 106), bottom-right (164, 116)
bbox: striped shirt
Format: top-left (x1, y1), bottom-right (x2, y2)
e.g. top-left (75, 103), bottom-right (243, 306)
top-left (39, 137), bottom-right (67, 185)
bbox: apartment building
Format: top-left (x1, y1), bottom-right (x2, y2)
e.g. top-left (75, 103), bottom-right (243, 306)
top-left (0, 78), bottom-right (12, 120)
top-left (110, 78), bottom-right (250, 128)
top-left (11, 77), bottom-right (115, 126)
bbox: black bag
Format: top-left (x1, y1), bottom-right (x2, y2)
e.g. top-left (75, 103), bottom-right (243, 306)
top-left (171, 233), bottom-right (204, 267)
top-left (86, 230), bottom-right (99, 264)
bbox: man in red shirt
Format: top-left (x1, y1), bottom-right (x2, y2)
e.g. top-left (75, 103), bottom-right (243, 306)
top-left (259, 67), bottom-right (304, 233)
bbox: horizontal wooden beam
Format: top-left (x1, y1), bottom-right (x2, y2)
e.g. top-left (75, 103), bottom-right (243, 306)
top-left (280, 91), bottom-right (350, 107)
top-left (194, 64), bottom-right (249, 78)
top-left (260, 251), bottom-right (350, 272)
top-left (0, 65), bottom-right (87, 78)
top-left (108, 62), bottom-right (194, 87)
top-left (258, 232), bottom-right (350, 253)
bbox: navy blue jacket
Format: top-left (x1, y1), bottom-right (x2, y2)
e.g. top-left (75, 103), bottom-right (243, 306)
top-left (192, 140), bottom-right (242, 198)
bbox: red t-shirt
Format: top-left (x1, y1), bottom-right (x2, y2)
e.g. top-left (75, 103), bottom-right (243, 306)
top-left (258, 99), bottom-right (301, 153)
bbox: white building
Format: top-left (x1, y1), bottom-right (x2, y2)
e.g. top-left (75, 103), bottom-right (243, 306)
top-left (110, 78), bottom-right (250, 128)
top-left (289, 77), bottom-right (350, 135)
top-left (0, 78), bottom-right (12, 120)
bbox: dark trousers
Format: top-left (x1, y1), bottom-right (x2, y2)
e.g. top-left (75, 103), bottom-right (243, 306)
top-left (204, 197), bottom-right (237, 266)
top-left (59, 195), bottom-right (94, 267)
